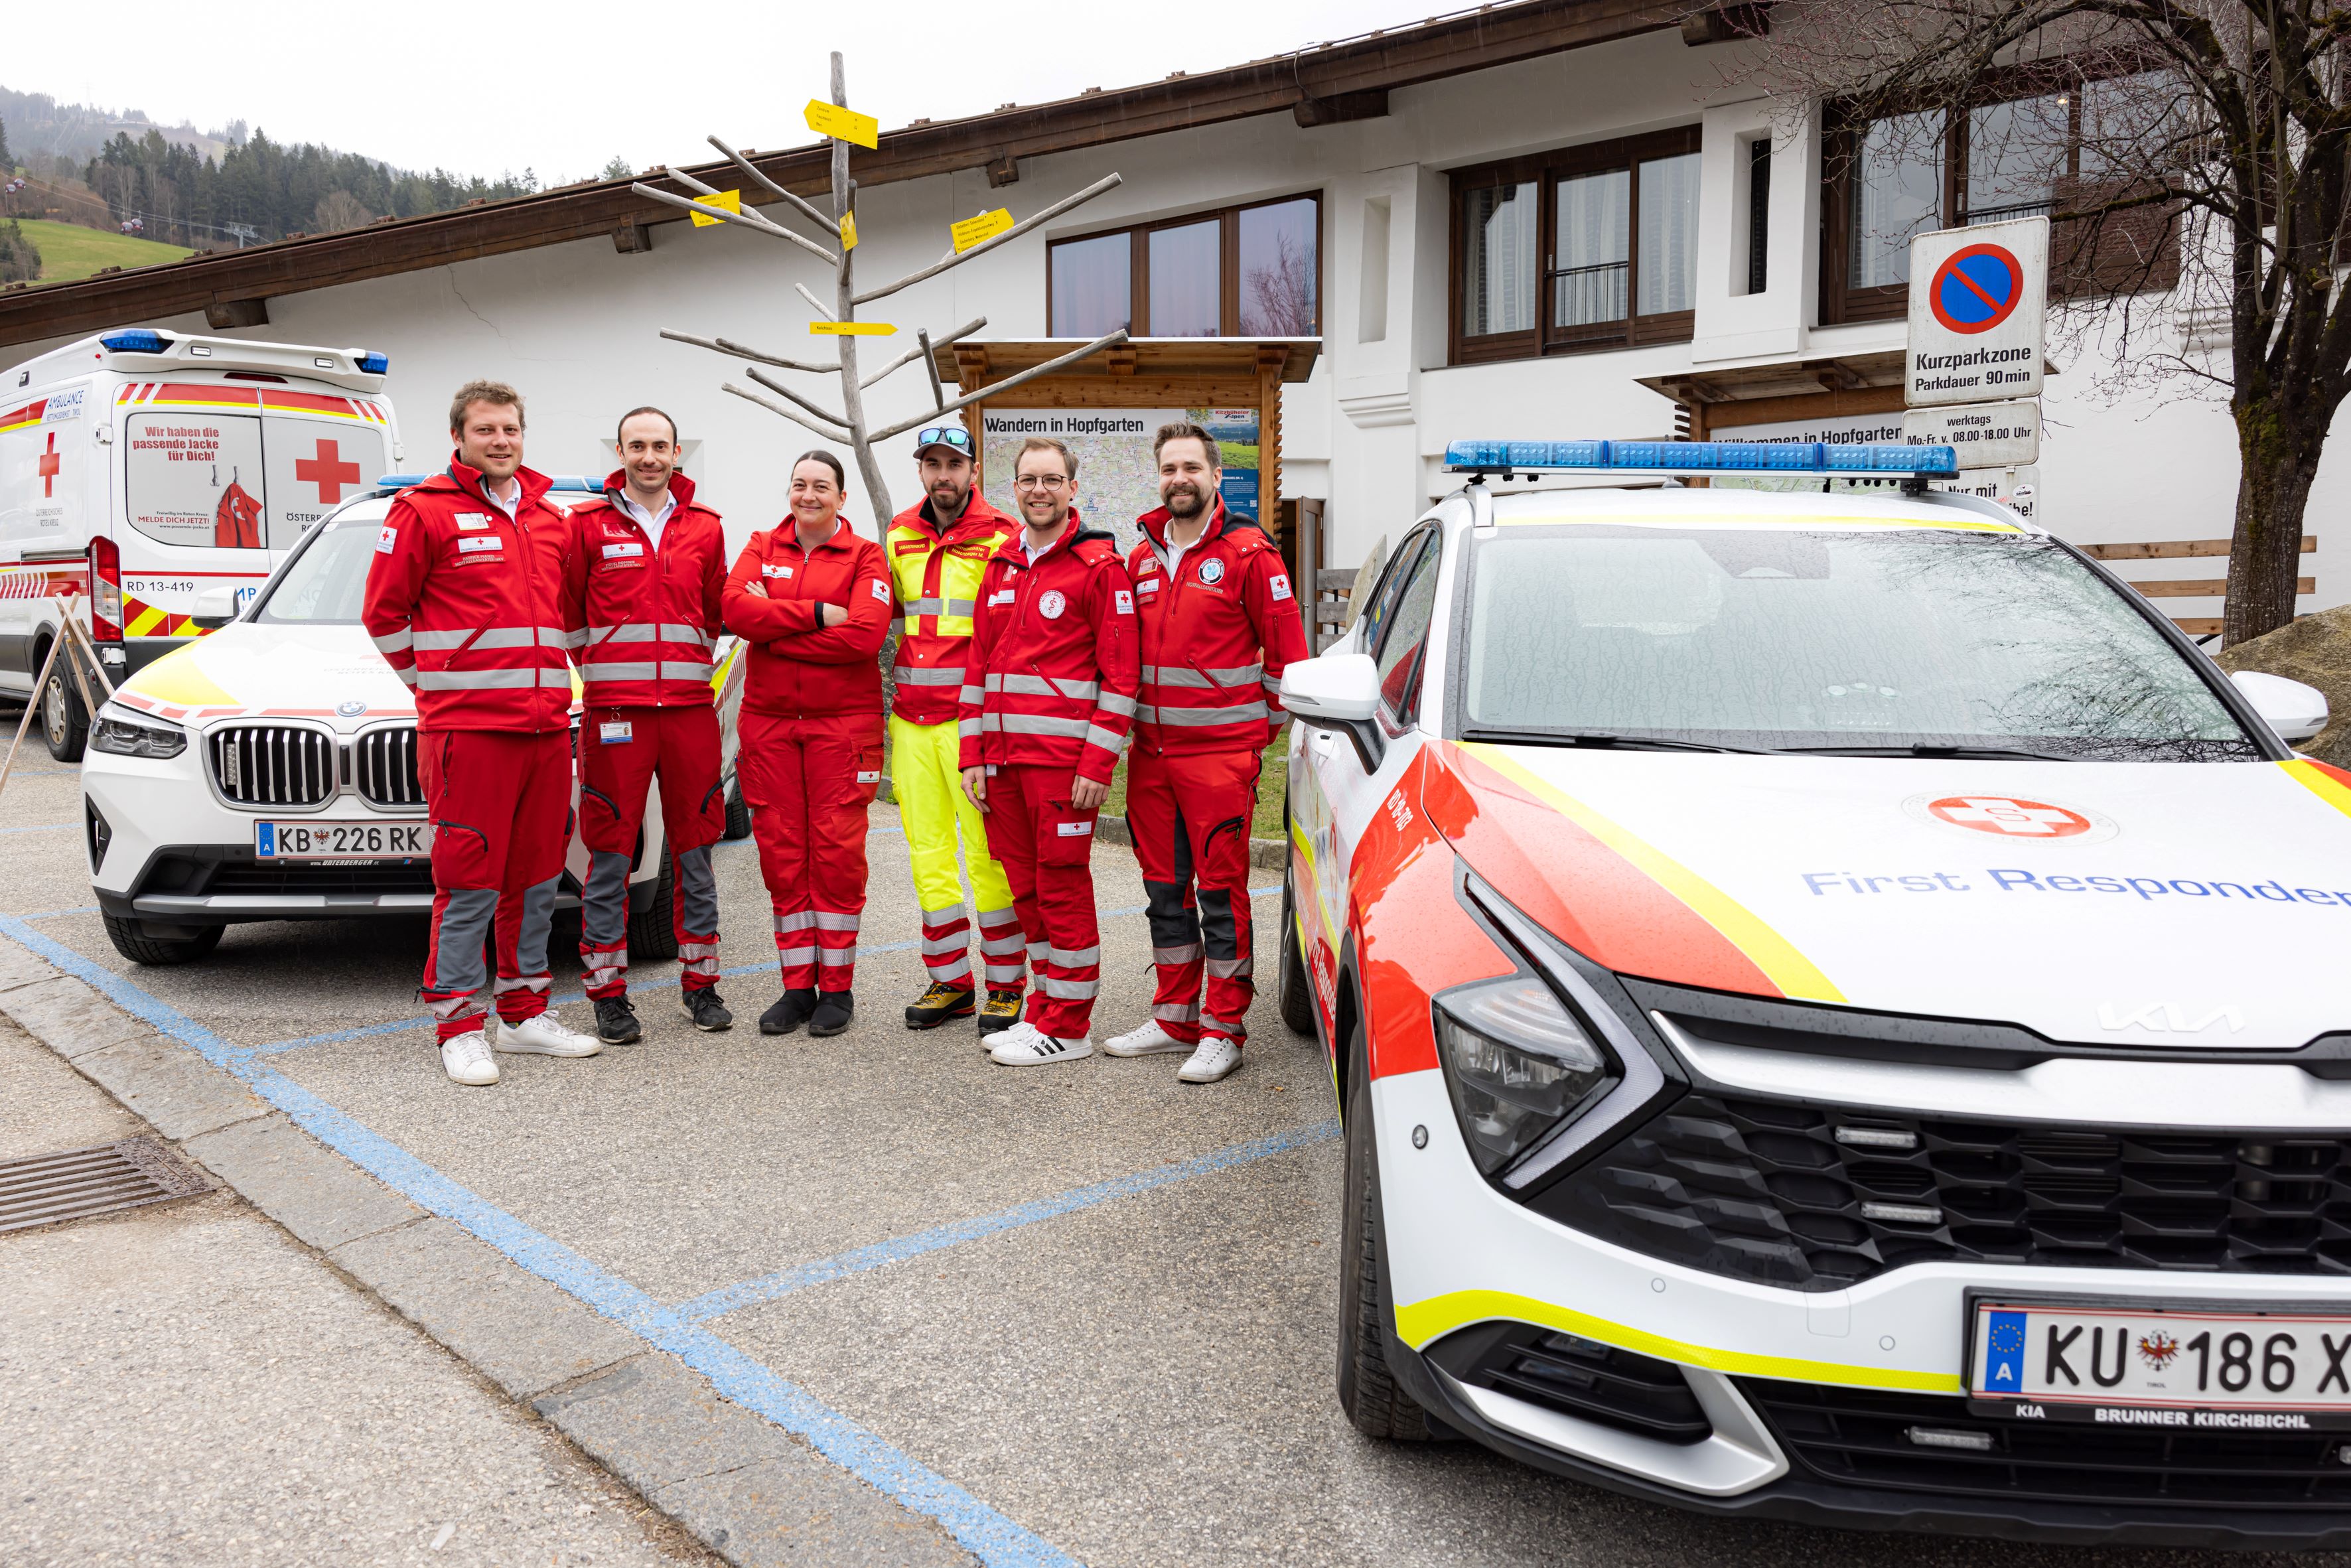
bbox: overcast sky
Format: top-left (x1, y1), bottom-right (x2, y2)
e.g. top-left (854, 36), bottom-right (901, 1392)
top-left (9, 0), bottom-right (1462, 180)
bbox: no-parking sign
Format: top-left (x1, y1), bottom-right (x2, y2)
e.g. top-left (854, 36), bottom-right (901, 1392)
top-left (1906, 217), bottom-right (2046, 407)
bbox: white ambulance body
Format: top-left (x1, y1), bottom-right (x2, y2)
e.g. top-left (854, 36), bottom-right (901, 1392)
top-left (0, 328), bottom-right (402, 758)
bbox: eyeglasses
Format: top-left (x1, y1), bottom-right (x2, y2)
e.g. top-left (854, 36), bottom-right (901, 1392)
top-left (1012, 474), bottom-right (1070, 490)
top-left (916, 427), bottom-right (973, 451)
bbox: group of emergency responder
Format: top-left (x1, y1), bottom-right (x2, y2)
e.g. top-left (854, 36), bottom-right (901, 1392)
top-left (362, 381), bottom-right (1309, 1088)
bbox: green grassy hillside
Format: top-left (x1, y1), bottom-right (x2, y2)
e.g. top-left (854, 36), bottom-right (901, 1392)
top-left (13, 219), bottom-right (194, 283)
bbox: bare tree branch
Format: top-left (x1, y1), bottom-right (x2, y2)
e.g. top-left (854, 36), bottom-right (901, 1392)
top-left (852, 174), bottom-right (1125, 305)
top-left (660, 329), bottom-right (836, 376)
top-left (723, 381), bottom-right (853, 441)
top-left (629, 182), bottom-right (839, 266)
top-left (705, 135), bottom-right (837, 230)
top-left (859, 317), bottom-right (986, 390)
top-left (870, 330), bottom-right (1131, 442)
top-left (745, 365), bottom-right (851, 430)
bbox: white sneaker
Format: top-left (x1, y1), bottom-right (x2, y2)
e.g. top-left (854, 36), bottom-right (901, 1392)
top-left (440, 1031), bottom-right (499, 1086)
top-left (1101, 1019), bottom-right (1190, 1057)
top-left (989, 1023), bottom-right (1094, 1066)
top-left (494, 1011), bottom-right (604, 1057)
top-left (1177, 1036), bottom-right (1242, 1083)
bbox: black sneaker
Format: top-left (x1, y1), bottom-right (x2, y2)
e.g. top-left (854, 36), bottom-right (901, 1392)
top-left (760, 988), bottom-right (818, 1036)
top-left (679, 987), bottom-right (734, 1032)
top-left (904, 981), bottom-right (975, 1030)
top-left (593, 995), bottom-right (642, 1044)
top-left (977, 988), bottom-right (1025, 1036)
top-left (809, 991), bottom-right (855, 1037)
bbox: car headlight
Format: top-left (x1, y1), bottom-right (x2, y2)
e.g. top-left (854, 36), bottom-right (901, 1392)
top-left (90, 709), bottom-right (187, 759)
top-left (1435, 974), bottom-right (1617, 1176)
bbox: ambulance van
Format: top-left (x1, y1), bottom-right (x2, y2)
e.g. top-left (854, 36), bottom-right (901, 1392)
top-left (0, 328), bottom-right (401, 759)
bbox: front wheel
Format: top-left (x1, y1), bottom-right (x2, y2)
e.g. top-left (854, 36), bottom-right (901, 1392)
top-left (626, 851), bottom-right (679, 960)
top-left (41, 659), bottom-right (88, 762)
top-left (102, 914), bottom-right (222, 965)
top-left (1277, 875), bottom-right (1315, 1037)
top-left (1337, 1013), bottom-right (1445, 1441)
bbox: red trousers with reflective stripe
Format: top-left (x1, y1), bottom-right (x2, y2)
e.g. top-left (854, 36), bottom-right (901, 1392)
top-left (1127, 747), bottom-right (1260, 1045)
top-left (418, 728), bottom-right (572, 1042)
top-left (578, 705), bottom-right (726, 999)
top-left (737, 709), bottom-right (882, 991)
top-left (979, 764), bottom-right (1103, 1039)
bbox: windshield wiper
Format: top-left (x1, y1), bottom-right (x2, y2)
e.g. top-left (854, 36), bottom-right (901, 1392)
top-left (1778, 743), bottom-right (2076, 761)
top-left (1464, 729), bottom-right (1786, 755)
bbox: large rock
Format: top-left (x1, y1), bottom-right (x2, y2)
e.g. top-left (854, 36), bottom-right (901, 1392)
top-left (2217, 601), bottom-right (2351, 765)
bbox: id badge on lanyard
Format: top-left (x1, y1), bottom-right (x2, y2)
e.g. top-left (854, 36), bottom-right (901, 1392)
top-left (599, 719), bottom-right (633, 745)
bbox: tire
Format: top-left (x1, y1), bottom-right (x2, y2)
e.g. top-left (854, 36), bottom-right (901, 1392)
top-left (102, 914), bottom-right (222, 965)
top-left (1337, 1009), bottom-right (1445, 1441)
top-left (722, 774), bottom-right (753, 841)
top-left (40, 654), bottom-right (88, 763)
top-left (1278, 873), bottom-right (1316, 1037)
top-left (626, 851), bottom-right (679, 961)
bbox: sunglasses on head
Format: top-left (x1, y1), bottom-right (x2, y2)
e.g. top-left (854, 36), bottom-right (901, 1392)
top-left (916, 427), bottom-right (973, 451)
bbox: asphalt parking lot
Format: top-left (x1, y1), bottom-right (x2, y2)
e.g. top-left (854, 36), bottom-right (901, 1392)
top-left (4, 732), bottom-right (2346, 1568)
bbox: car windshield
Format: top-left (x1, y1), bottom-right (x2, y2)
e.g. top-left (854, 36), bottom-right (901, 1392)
top-left (1459, 522), bottom-right (2257, 760)
top-left (254, 509), bottom-right (382, 625)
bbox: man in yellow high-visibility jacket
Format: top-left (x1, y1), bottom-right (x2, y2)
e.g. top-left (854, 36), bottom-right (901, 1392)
top-left (887, 423), bottom-right (1027, 1034)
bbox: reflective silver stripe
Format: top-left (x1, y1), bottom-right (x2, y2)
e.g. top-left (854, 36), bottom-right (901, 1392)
top-left (1082, 725), bottom-right (1129, 756)
top-left (957, 685), bottom-right (983, 707)
top-left (813, 912), bottom-right (861, 931)
top-left (418, 668), bottom-right (537, 690)
top-left (657, 660), bottom-right (713, 681)
top-left (581, 663), bottom-right (660, 681)
top-left (996, 673), bottom-right (1096, 700)
top-left (1136, 704), bottom-right (1159, 724)
top-left (1261, 675), bottom-right (1283, 693)
top-left (776, 944), bottom-right (818, 963)
top-left (1154, 1001), bottom-right (1202, 1023)
top-left (590, 622), bottom-right (658, 644)
top-left (1139, 664), bottom-right (1261, 689)
top-left (929, 956), bottom-right (974, 981)
top-left (535, 626), bottom-right (569, 648)
top-left (1094, 692), bottom-right (1137, 717)
top-left (816, 947), bottom-right (857, 966)
top-left (660, 623), bottom-right (716, 648)
top-left (493, 975), bottom-right (551, 993)
top-left (1040, 975), bottom-right (1100, 999)
top-left (958, 718), bottom-right (982, 739)
top-left (1143, 665), bottom-right (1212, 688)
top-left (683, 958), bottom-right (721, 976)
top-left (1046, 943), bottom-right (1101, 967)
top-left (942, 598), bottom-right (977, 617)
top-left (468, 626), bottom-right (538, 651)
top-left (413, 627), bottom-right (484, 651)
top-left (983, 673), bottom-right (1005, 692)
top-left (920, 934), bottom-right (969, 957)
top-left (1202, 1015), bottom-right (1245, 1037)
top-left (1207, 663), bottom-right (1264, 687)
top-left (1000, 713), bottom-right (1090, 738)
top-left (553, 628), bottom-right (589, 649)
top-left (982, 962), bottom-right (1025, 983)
top-left (921, 901), bottom-right (968, 924)
top-left (1206, 956), bottom-right (1255, 979)
top-left (678, 943), bottom-right (719, 960)
top-left (979, 932), bottom-right (1026, 957)
top-left (1153, 943), bottom-right (1204, 965)
top-left (774, 912), bottom-right (817, 933)
top-left (392, 666), bottom-right (419, 687)
top-left (539, 669), bottom-right (574, 689)
top-left (1027, 941), bottom-right (1048, 962)
top-left (1148, 701), bottom-right (1269, 726)
top-left (371, 628), bottom-right (415, 654)
top-left (904, 597), bottom-right (946, 615)
top-left (892, 665), bottom-right (965, 685)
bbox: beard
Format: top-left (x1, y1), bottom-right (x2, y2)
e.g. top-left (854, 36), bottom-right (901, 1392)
top-left (928, 477), bottom-right (970, 515)
top-left (1162, 482), bottom-right (1208, 519)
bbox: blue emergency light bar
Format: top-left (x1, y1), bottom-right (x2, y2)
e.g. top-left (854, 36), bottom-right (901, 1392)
top-left (356, 351), bottom-right (390, 375)
top-left (1443, 439), bottom-right (1959, 477)
top-left (99, 329), bottom-right (172, 354)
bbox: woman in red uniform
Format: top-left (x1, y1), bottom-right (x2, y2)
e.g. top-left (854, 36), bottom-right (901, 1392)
top-left (723, 451), bottom-right (892, 1036)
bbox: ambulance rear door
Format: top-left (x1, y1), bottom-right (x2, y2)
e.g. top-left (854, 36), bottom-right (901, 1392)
top-left (0, 378), bottom-right (96, 696)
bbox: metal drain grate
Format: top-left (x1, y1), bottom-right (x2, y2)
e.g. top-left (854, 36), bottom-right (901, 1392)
top-left (0, 1137), bottom-right (210, 1232)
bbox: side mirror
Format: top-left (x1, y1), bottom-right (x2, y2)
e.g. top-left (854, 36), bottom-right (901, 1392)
top-left (191, 584), bottom-right (242, 630)
top-left (1283, 653), bottom-right (1386, 771)
top-left (2231, 670), bottom-right (2328, 744)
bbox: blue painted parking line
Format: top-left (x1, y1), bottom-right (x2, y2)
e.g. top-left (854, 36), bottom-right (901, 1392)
top-left (676, 1119), bottom-right (1340, 1324)
top-left (0, 909), bottom-right (1082, 1568)
top-left (0, 821), bottom-right (74, 835)
top-left (21, 905), bottom-right (98, 920)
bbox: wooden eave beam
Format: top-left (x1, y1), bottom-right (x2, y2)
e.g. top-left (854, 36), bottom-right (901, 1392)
top-left (0, 0), bottom-right (1668, 350)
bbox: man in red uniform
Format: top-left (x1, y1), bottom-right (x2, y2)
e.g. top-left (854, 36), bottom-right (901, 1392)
top-left (960, 437), bottom-right (1139, 1066)
top-left (565, 407), bottom-right (733, 1043)
top-left (364, 381), bottom-right (602, 1086)
top-left (1102, 423), bottom-right (1309, 1084)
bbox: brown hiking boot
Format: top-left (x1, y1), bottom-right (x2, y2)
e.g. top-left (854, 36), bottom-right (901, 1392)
top-left (904, 981), bottom-right (975, 1030)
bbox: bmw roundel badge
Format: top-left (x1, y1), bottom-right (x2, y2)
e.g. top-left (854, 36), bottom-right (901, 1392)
top-left (337, 699), bottom-right (367, 717)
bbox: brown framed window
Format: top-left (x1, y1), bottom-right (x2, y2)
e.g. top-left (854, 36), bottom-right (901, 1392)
top-left (1822, 76), bottom-right (2181, 324)
top-left (1046, 192), bottom-right (1320, 338)
top-left (1449, 127), bottom-right (1703, 365)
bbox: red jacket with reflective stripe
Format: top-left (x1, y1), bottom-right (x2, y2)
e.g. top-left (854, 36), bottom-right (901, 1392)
top-left (721, 518), bottom-right (892, 719)
top-left (362, 458), bottom-right (580, 734)
top-left (1127, 499), bottom-right (1310, 756)
top-left (885, 489), bottom-right (1019, 725)
top-left (958, 514), bottom-right (1140, 784)
top-left (563, 470), bottom-right (728, 708)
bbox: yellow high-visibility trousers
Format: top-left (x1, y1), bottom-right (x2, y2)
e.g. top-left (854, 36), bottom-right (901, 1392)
top-left (889, 713), bottom-right (1022, 989)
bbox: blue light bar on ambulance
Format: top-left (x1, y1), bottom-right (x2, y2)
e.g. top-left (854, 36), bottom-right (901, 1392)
top-left (99, 329), bottom-right (172, 354)
top-left (1442, 439), bottom-right (1959, 477)
top-left (356, 351), bottom-right (390, 375)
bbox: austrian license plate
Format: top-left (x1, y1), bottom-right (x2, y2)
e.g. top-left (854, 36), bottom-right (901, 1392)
top-left (255, 821), bottom-right (433, 861)
top-left (1969, 1296), bottom-right (2351, 1432)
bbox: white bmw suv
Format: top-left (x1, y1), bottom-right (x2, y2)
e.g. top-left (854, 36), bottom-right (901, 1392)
top-left (82, 484), bottom-right (746, 964)
top-left (1277, 439), bottom-right (2351, 1548)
